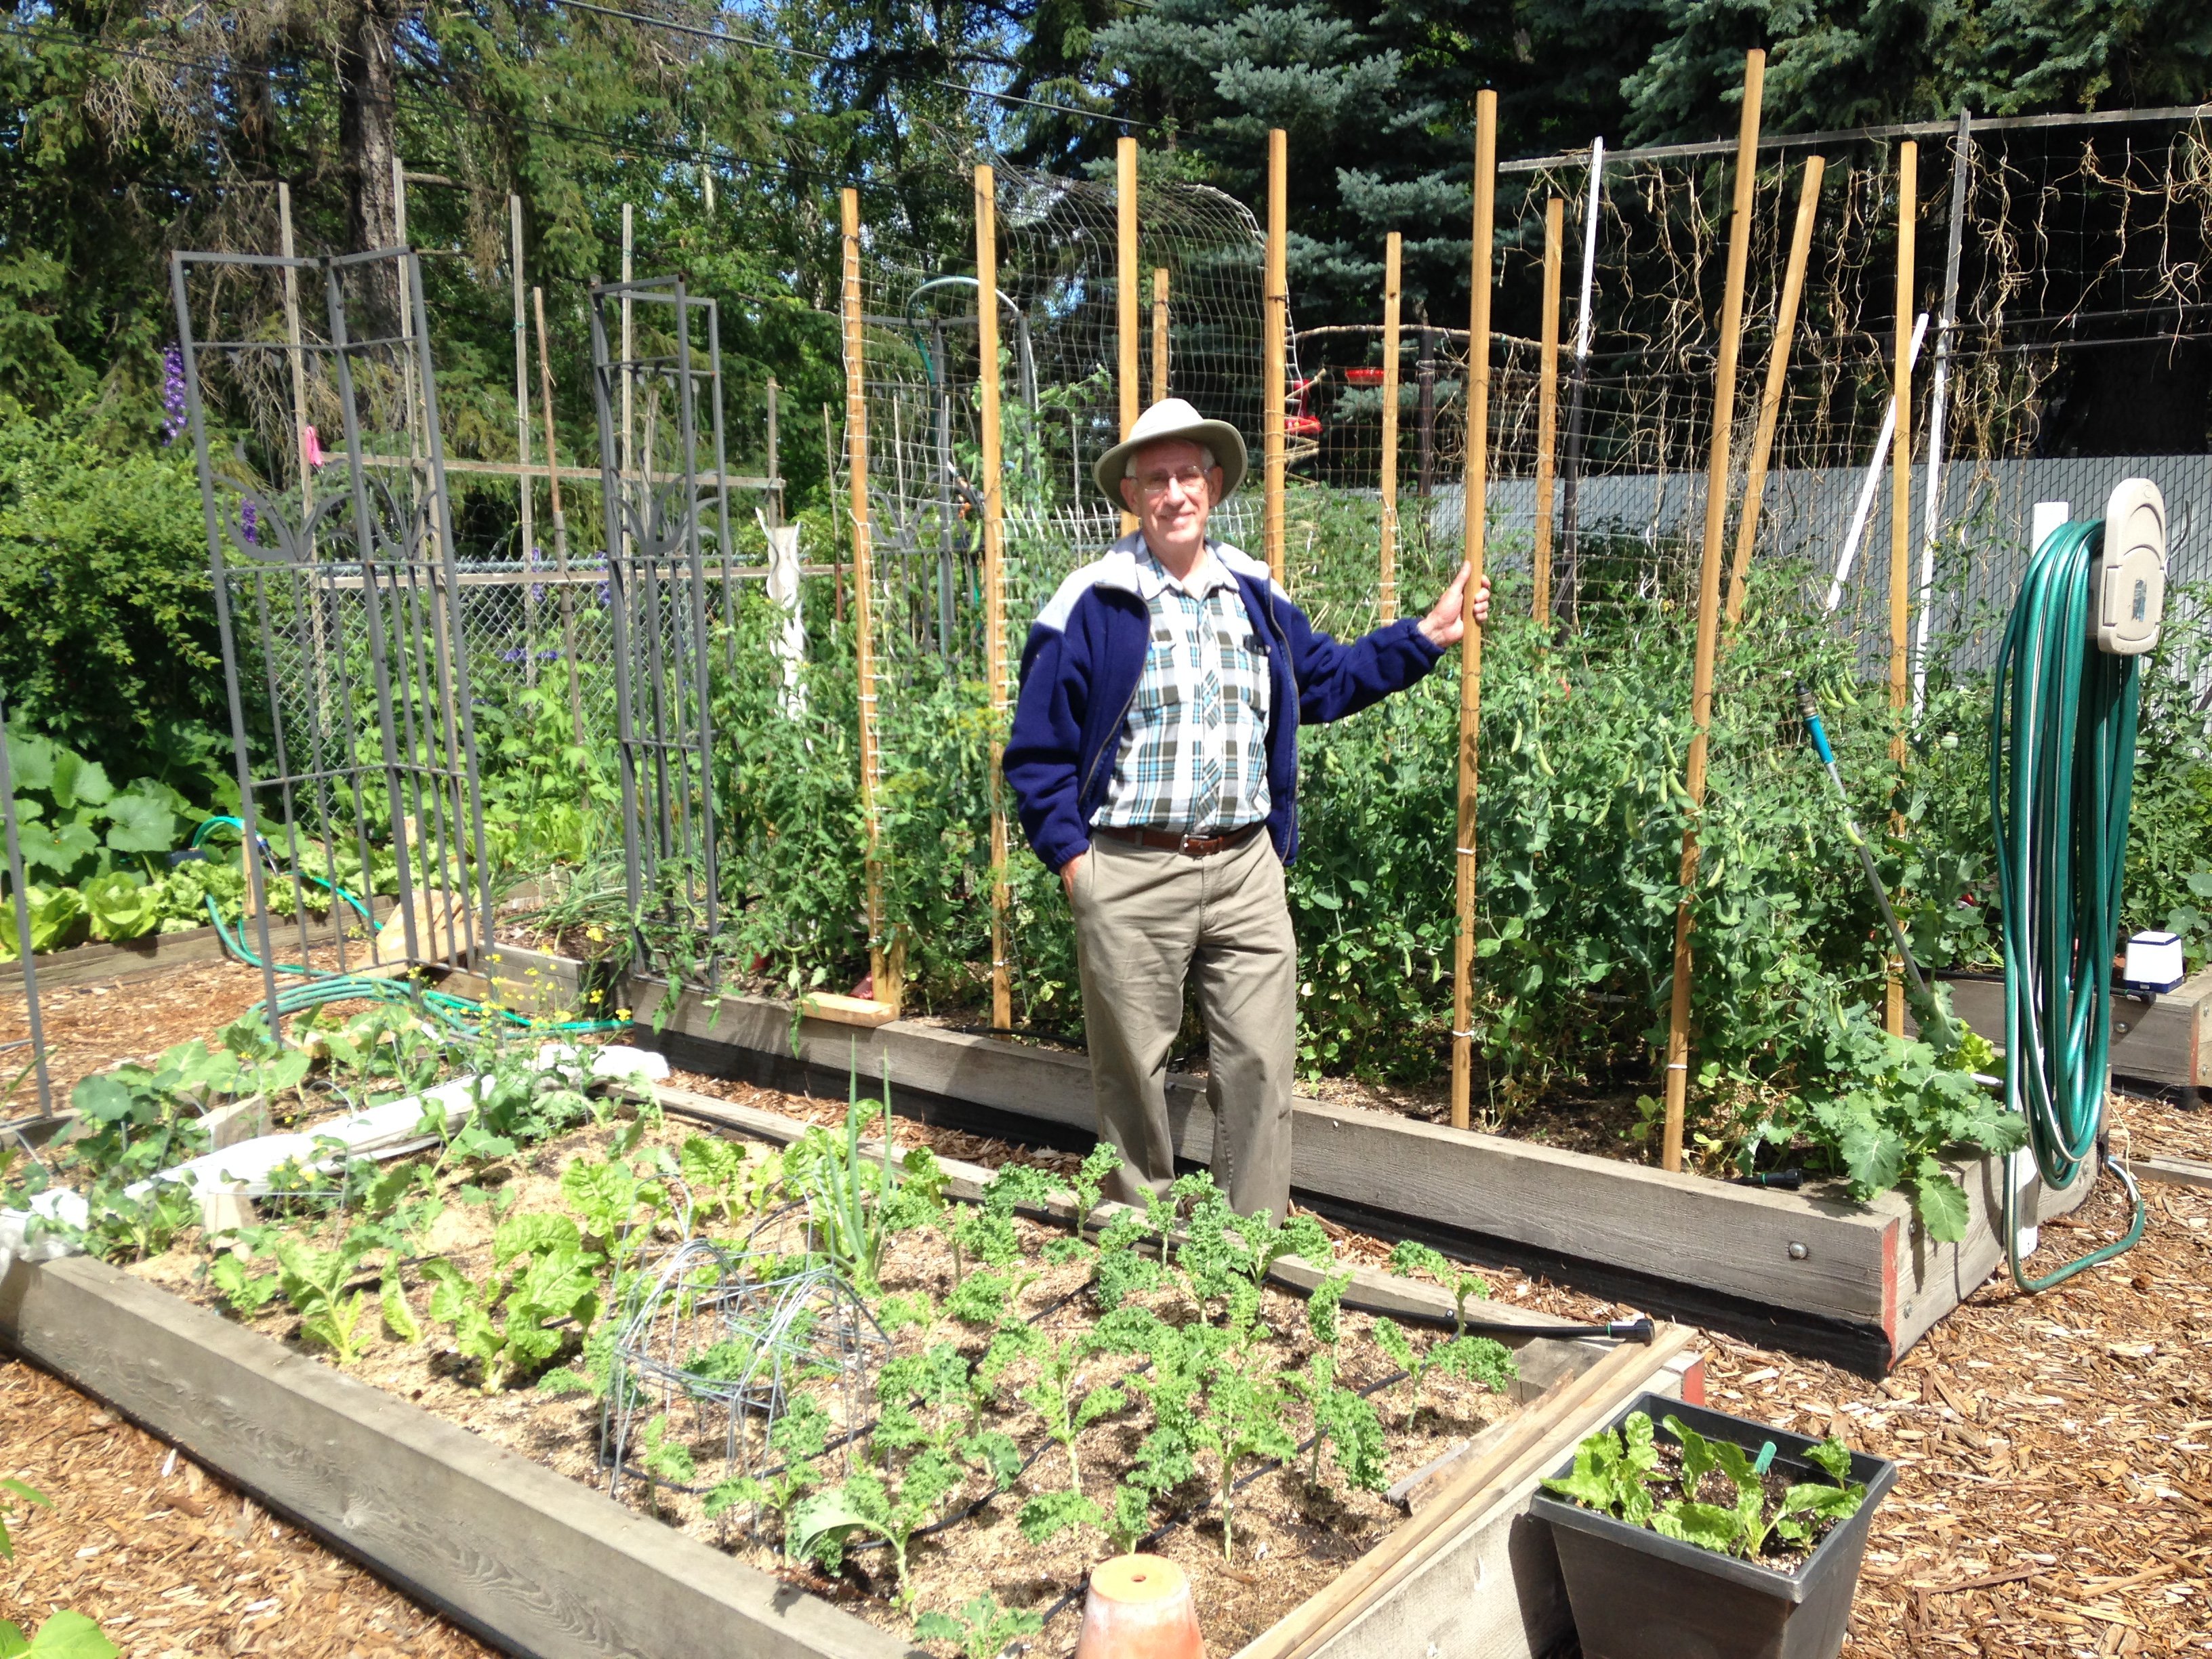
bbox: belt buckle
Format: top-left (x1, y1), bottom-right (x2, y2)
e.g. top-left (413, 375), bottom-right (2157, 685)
top-left (1180, 832), bottom-right (1211, 857)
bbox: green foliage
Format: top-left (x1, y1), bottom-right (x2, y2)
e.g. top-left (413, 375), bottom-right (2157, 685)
top-left (273, 1235), bottom-right (375, 1366)
top-left (0, 1477), bottom-right (51, 1563)
top-left (1545, 1411), bottom-right (1868, 1564)
top-left (0, 1610), bottom-right (120, 1659)
top-left (1385, 1242), bottom-right (1490, 1335)
top-left (209, 1252), bottom-right (281, 1318)
top-left (422, 1212), bottom-right (605, 1392)
top-left (913, 1593), bottom-right (1043, 1659)
top-left (0, 405), bottom-right (228, 774)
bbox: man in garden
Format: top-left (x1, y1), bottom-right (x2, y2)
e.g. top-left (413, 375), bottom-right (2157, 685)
top-left (1004, 397), bottom-right (1487, 1217)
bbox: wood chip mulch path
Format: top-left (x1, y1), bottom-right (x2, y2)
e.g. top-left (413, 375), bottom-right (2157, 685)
top-left (0, 1359), bottom-right (495, 1659)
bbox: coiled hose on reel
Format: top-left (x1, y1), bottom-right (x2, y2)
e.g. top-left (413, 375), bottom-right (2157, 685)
top-left (1988, 514), bottom-right (2150, 1292)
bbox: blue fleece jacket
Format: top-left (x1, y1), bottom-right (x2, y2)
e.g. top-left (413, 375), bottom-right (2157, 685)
top-left (1004, 533), bottom-right (1444, 872)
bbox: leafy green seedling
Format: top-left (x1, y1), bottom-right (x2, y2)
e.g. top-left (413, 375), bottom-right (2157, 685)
top-left (0, 1610), bottom-right (120, 1659)
top-left (913, 1593), bottom-right (1042, 1659)
top-left (380, 1269), bottom-right (423, 1343)
top-left (273, 1235), bottom-right (374, 1365)
top-left (1542, 1409), bottom-right (1662, 1526)
top-left (1015, 1333), bottom-right (1126, 1545)
top-left (208, 1252), bottom-right (280, 1317)
top-left (423, 1212), bottom-right (603, 1392)
top-left (1386, 1241), bottom-right (1492, 1336)
top-left (0, 1478), bottom-right (52, 1562)
top-left (1372, 1319), bottom-right (1515, 1426)
top-left (1288, 1353), bottom-right (1387, 1494)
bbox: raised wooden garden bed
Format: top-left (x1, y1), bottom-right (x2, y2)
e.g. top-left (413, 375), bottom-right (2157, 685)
top-left (0, 1086), bottom-right (1699, 1659)
top-left (1927, 968), bottom-right (2212, 1098)
top-left (630, 981), bottom-right (2099, 1376)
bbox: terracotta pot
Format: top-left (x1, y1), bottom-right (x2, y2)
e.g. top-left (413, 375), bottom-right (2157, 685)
top-left (1073, 1554), bottom-right (1205, 1659)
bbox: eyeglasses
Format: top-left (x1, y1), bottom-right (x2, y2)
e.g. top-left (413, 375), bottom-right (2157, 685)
top-left (1132, 466), bottom-right (1211, 499)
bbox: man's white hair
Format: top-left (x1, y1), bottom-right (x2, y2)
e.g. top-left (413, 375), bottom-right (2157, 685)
top-left (1130, 434), bottom-right (1218, 472)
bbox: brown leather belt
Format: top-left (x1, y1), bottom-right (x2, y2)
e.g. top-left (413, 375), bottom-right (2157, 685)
top-left (1094, 823), bottom-right (1261, 858)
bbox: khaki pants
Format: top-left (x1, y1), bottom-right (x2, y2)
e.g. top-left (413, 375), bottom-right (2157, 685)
top-left (1069, 828), bottom-right (1296, 1218)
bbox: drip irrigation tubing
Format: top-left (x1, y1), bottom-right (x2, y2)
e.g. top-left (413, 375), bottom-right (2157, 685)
top-left (188, 817), bottom-right (623, 1039)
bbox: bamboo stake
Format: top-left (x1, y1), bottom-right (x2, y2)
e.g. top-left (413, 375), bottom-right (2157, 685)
top-left (1448, 91), bottom-right (1497, 1134)
top-left (1532, 197), bottom-right (1563, 626)
top-left (510, 195), bottom-right (539, 685)
top-left (1151, 267), bottom-right (1170, 401)
top-left (1885, 140), bottom-right (1918, 1038)
top-left (1379, 232), bottom-right (1403, 624)
top-left (1117, 137), bottom-right (1141, 536)
top-left (1264, 127), bottom-right (1288, 586)
top-left (1658, 49), bottom-right (1764, 1174)
top-left (842, 189), bottom-right (894, 1012)
top-left (1725, 156), bottom-right (1826, 627)
top-left (531, 288), bottom-right (589, 766)
top-left (977, 165), bottom-right (1012, 1036)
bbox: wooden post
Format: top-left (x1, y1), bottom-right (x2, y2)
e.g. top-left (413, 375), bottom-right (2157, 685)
top-left (977, 165), bottom-right (1012, 1036)
top-left (1379, 232), bottom-right (1403, 623)
top-left (1151, 267), bottom-right (1170, 401)
top-left (510, 195), bottom-right (539, 684)
top-left (1264, 127), bottom-right (1288, 586)
top-left (1885, 141), bottom-right (1918, 1038)
top-left (1532, 197), bottom-right (1564, 626)
top-left (1725, 157), bottom-right (1826, 626)
top-left (842, 189), bottom-right (895, 1012)
top-left (1448, 91), bottom-right (1498, 1133)
top-left (1658, 49), bottom-right (1764, 1174)
top-left (531, 288), bottom-right (589, 764)
top-left (1117, 138), bottom-right (1141, 535)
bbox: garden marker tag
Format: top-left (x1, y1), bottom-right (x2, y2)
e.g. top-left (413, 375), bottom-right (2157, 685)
top-left (1753, 1441), bottom-right (1776, 1477)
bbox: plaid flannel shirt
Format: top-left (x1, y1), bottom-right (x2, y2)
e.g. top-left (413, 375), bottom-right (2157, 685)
top-left (1094, 544), bottom-right (1273, 836)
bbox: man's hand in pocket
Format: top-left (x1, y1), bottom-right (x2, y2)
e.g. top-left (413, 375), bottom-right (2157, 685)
top-left (1061, 853), bottom-right (1088, 901)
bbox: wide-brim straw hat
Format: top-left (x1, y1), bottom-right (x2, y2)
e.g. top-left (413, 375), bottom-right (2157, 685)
top-left (1093, 397), bottom-right (1249, 506)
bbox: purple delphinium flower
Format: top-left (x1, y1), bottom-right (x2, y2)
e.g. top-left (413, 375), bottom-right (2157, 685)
top-left (161, 345), bottom-right (187, 445)
top-left (241, 499), bottom-right (258, 545)
top-left (528, 542), bottom-right (546, 608)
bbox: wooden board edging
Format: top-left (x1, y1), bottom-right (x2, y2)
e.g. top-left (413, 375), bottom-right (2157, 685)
top-left (1924, 968), bottom-right (2212, 1094)
top-left (631, 981), bottom-right (2095, 1372)
top-left (0, 1255), bottom-right (922, 1659)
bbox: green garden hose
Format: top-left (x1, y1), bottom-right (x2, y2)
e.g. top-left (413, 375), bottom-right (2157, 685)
top-left (1988, 516), bottom-right (2149, 1292)
top-left (190, 816), bottom-right (622, 1040)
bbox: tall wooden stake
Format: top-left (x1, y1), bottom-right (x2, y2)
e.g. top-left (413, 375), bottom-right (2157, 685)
top-left (977, 165), bottom-right (1012, 1035)
top-left (1264, 127), bottom-right (1288, 586)
top-left (1449, 91), bottom-right (1498, 1133)
top-left (1658, 49), bottom-right (1764, 1174)
top-left (1151, 267), bottom-right (1170, 401)
top-left (1117, 138), bottom-right (1141, 535)
top-left (510, 195), bottom-right (539, 683)
top-left (531, 288), bottom-right (588, 764)
top-left (1532, 197), bottom-right (1564, 626)
top-left (1725, 157), bottom-right (1826, 626)
top-left (1885, 141), bottom-right (1918, 1038)
top-left (1379, 232), bottom-right (1403, 623)
top-left (842, 188), bottom-right (894, 1012)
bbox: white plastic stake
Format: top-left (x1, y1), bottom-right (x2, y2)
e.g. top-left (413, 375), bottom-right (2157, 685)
top-left (1823, 311), bottom-right (1928, 615)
